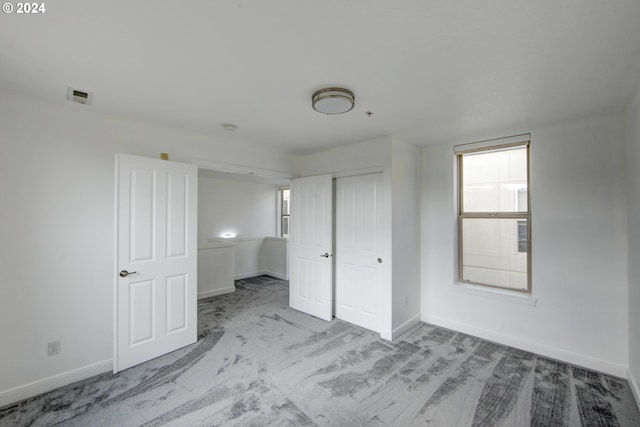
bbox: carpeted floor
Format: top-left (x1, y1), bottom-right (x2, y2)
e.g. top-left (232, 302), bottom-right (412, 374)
top-left (1, 276), bottom-right (639, 426)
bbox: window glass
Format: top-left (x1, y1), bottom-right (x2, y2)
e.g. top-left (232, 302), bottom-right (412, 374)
top-left (462, 147), bottom-right (528, 213)
top-left (458, 143), bottom-right (530, 292)
top-left (280, 188), bottom-right (290, 238)
top-left (461, 218), bottom-right (528, 291)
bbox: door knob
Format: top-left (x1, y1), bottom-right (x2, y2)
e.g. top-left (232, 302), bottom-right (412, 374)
top-left (119, 270), bottom-right (137, 278)
top-left (377, 258), bottom-right (382, 263)
top-left (320, 253), bottom-right (330, 258)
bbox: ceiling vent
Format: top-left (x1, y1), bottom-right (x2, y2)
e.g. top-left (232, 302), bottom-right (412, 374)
top-left (66, 87), bottom-right (93, 105)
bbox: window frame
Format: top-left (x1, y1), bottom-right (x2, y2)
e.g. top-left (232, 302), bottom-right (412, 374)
top-left (456, 139), bottom-right (531, 293)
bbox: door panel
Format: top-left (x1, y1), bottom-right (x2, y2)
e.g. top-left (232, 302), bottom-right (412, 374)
top-left (335, 173), bottom-right (383, 332)
top-left (130, 169), bottom-right (156, 263)
top-left (129, 279), bottom-right (155, 345)
top-left (289, 175), bottom-right (333, 321)
top-left (116, 154), bottom-right (197, 372)
top-left (166, 172), bottom-right (188, 259)
top-left (166, 274), bottom-right (187, 334)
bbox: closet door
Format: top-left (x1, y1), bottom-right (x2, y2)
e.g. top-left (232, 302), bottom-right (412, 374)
top-left (289, 174), bottom-right (333, 321)
top-left (335, 173), bottom-right (383, 332)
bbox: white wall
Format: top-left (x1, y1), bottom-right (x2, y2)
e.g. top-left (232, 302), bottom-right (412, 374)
top-left (232, 238), bottom-right (265, 279)
top-left (197, 242), bottom-right (235, 299)
top-left (295, 137), bottom-right (392, 177)
top-left (233, 237), bottom-right (288, 280)
top-left (625, 82), bottom-right (640, 400)
top-left (260, 237), bottom-right (288, 280)
top-left (0, 94), bottom-right (293, 405)
top-left (420, 114), bottom-right (629, 376)
top-left (198, 177), bottom-right (278, 244)
top-left (391, 138), bottom-right (421, 335)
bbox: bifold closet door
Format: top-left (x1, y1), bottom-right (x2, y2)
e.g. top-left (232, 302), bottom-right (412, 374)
top-left (335, 173), bottom-right (383, 332)
top-left (289, 174), bottom-right (333, 321)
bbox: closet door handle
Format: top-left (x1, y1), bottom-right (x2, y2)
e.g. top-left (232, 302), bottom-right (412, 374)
top-left (119, 270), bottom-right (137, 278)
top-left (320, 253), bottom-right (330, 258)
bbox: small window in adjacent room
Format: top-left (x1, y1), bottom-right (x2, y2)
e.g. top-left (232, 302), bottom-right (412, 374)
top-left (455, 135), bottom-right (531, 292)
top-left (280, 187), bottom-right (290, 238)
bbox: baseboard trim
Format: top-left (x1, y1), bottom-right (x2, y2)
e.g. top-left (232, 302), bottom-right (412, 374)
top-left (391, 314), bottom-right (421, 341)
top-left (629, 368), bottom-right (640, 409)
top-left (262, 270), bottom-right (288, 281)
top-left (235, 271), bottom-right (288, 281)
top-left (235, 271), bottom-right (265, 280)
top-left (0, 359), bottom-right (112, 408)
top-left (198, 286), bottom-right (235, 299)
top-left (421, 313), bottom-right (627, 377)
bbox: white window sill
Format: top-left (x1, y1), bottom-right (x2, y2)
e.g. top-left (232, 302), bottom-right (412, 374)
top-left (452, 282), bottom-right (537, 306)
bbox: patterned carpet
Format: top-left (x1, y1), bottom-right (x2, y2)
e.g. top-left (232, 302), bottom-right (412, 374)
top-left (1, 276), bottom-right (639, 426)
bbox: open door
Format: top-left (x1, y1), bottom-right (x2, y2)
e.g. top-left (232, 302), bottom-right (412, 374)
top-left (114, 154), bottom-right (197, 373)
top-left (289, 174), bottom-right (333, 321)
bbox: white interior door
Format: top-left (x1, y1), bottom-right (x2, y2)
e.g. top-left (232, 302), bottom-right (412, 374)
top-left (289, 174), bottom-right (333, 321)
top-left (335, 173), bottom-right (384, 332)
top-left (115, 154), bottom-right (197, 373)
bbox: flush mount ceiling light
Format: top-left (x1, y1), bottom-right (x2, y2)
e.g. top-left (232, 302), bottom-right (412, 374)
top-left (312, 87), bottom-right (355, 115)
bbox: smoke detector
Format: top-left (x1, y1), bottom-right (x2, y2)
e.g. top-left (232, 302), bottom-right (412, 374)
top-left (66, 87), bottom-right (93, 105)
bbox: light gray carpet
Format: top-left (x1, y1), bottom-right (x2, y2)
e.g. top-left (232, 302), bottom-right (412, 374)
top-left (1, 276), bottom-right (639, 426)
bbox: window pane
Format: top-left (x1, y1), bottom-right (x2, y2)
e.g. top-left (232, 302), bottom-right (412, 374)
top-left (517, 220), bottom-right (528, 253)
top-left (462, 147), bottom-right (528, 213)
top-left (280, 188), bottom-right (290, 238)
top-left (461, 218), bottom-right (528, 291)
top-left (282, 189), bottom-right (290, 215)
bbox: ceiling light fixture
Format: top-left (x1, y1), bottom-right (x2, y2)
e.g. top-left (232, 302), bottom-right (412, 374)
top-left (312, 87), bottom-right (355, 115)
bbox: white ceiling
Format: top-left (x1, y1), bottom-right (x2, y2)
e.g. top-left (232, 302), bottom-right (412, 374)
top-left (2, 1), bottom-right (640, 154)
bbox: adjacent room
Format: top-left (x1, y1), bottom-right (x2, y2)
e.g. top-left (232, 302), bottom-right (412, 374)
top-left (197, 169), bottom-right (290, 299)
top-left (1, 1), bottom-right (640, 425)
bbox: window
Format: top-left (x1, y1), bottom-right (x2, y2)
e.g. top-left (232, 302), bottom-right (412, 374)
top-left (280, 187), bottom-right (290, 237)
top-left (456, 136), bottom-right (530, 292)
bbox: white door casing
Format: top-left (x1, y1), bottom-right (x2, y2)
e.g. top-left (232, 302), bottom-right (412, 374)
top-left (114, 154), bottom-right (197, 373)
top-left (335, 173), bottom-right (384, 332)
top-left (289, 174), bottom-right (333, 321)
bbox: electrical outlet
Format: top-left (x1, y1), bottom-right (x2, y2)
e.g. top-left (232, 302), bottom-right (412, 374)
top-left (47, 340), bottom-right (61, 356)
